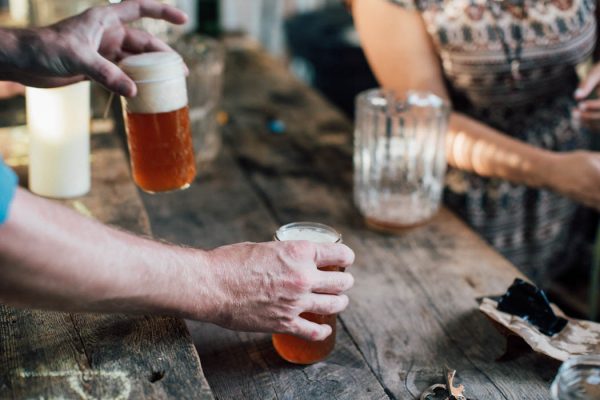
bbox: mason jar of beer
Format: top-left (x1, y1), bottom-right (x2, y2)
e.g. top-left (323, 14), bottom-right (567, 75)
top-left (120, 52), bottom-right (196, 193)
top-left (272, 222), bottom-right (343, 364)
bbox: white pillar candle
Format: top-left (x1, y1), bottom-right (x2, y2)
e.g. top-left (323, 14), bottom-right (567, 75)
top-left (27, 82), bottom-right (91, 198)
top-left (8, 0), bottom-right (29, 26)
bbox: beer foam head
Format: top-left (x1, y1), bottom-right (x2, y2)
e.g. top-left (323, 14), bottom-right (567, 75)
top-left (120, 52), bottom-right (188, 114)
top-left (275, 222), bottom-right (341, 243)
top-left (120, 52), bottom-right (184, 81)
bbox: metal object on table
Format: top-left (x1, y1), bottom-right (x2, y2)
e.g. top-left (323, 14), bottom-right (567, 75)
top-left (446, 368), bottom-right (466, 400)
top-left (420, 368), bottom-right (468, 400)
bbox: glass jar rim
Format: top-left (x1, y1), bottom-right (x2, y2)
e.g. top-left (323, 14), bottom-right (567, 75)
top-left (356, 88), bottom-right (451, 115)
top-left (275, 222), bottom-right (342, 243)
top-left (132, 75), bottom-right (186, 84)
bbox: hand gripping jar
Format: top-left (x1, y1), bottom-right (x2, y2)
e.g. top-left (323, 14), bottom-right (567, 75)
top-left (272, 222), bottom-right (344, 364)
top-left (120, 51), bottom-right (196, 193)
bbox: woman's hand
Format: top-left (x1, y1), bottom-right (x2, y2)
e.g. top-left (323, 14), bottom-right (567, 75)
top-left (574, 63), bottom-right (600, 131)
top-left (2, 0), bottom-right (186, 96)
top-left (546, 151), bottom-right (600, 210)
top-left (188, 241), bottom-right (355, 341)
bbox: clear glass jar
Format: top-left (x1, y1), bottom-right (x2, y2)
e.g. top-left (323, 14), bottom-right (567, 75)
top-left (272, 222), bottom-right (342, 364)
top-left (120, 51), bottom-right (196, 193)
top-left (551, 355), bottom-right (600, 400)
top-left (354, 89), bottom-right (450, 230)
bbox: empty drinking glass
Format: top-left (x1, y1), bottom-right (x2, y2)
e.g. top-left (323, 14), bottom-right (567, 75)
top-left (175, 35), bottom-right (225, 166)
top-left (354, 89), bottom-right (450, 230)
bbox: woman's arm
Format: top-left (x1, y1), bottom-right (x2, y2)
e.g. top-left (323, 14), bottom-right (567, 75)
top-left (352, 0), bottom-right (551, 188)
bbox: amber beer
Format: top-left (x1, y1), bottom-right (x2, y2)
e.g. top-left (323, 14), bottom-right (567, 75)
top-left (272, 222), bottom-right (344, 364)
top-left (120, 52), bottom-right (196, 193)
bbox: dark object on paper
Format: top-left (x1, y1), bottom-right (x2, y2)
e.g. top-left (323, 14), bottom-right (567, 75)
top-left (480, 296), bottom-right (600, 362)
top-left (496, 278), bottom-right (568, 336)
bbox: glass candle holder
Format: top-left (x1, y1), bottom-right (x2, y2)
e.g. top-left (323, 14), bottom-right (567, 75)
top-left (354, 89), bottom-right (450, 230)
top-left (272, 222), bottom-right (342, 365)
top-left (551, 355), bottom-right (600, 400)
top-left (120, 51), bottom-right (196, 193)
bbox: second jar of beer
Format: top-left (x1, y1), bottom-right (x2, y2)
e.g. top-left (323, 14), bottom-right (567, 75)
top-left (120, 52), bottom-right (196, 193)
top-left (273, 222), bottom-right (343, 364)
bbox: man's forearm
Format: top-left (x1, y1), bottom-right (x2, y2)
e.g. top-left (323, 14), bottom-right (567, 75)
top-left (0, 188), bottom-right (209, 317)
top-left (447, 112), bottom-right (554, 188)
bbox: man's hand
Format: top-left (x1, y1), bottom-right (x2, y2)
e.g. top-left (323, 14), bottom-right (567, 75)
top-left (190, 241), bottom-right (355, 341)
top-left (1, 0), bottom-right (186, 96)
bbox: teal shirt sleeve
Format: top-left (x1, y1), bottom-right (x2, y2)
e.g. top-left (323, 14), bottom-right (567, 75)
top-left (0, 158), bottom-right (17, 225)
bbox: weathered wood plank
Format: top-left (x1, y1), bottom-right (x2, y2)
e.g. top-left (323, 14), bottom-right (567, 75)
top-left (214, 44), bottom-right (557, 399)
top-left (0, 308), bottom-right (92, 399)
top-left (0, 129), bottom-right (214, 399)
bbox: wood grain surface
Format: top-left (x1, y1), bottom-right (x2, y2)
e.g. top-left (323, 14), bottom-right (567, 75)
top-left (140, 39), bottom-right (558, 399)
top-left (0, 131), bottom-right (214, 399)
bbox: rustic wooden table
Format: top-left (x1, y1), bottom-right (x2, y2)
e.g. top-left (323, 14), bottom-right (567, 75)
top-left (141, 39), bottom-right (559, 400)
top-left (0, 39), bottom-right (559, 400)
top-left (0, 125), bottom-right (214, 399)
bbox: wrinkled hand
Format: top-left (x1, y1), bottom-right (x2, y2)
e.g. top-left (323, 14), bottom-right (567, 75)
top-left (8, 0), bottom-right (186, 96)
top-left (574, 63), bottom-right (600, 131)
top-left (196, 241), bottom-right (355, 341)
top-left (547, 151), bottom-right (600, 210)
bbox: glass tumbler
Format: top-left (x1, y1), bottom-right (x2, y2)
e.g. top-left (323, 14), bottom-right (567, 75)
top-left (272, 222), bottom-right (343, 365)
top-left (354, 89), bottom-right (450, 230)
top-left (551, 355), bottom-right (600, 400)
top-left (175, 35), bottom-right (225, 166)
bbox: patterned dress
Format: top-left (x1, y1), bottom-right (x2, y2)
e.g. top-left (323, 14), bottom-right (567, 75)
top-left (388, 0), bottom-right (597, 284)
